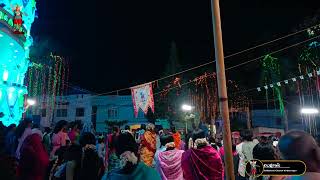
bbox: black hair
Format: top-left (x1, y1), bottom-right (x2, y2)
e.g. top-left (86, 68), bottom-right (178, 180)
top-left (44, 127), bottom-right (51, 134)
top-left (53, 120), bottom-right (68, 134)
top-left (160, 135), bottom-right (174, 147)
top-left (125, 125), bottom-right (130, 130)
top-left (171, 126), bottom-right (176, 133)
top-left (80, 132), bottom-right (96, 147)
top-left (115, 132), bottom-right (138, 156)
top-left (240, 129), bottom-right (253, 141)
top-left (192, 130), bottom-right (205, 142)
top-left (98, 137), bottom-right (104, 144)
top-left (141, 124), bottom-right (146, 130)
top-left (253, 142), bottom-right (276, 160)
top-left (15, 118), bottom-right (32, 139)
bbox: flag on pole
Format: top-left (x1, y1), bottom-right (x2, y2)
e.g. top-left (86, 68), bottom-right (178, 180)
top-left (131, 83), bottom-right (155, 117)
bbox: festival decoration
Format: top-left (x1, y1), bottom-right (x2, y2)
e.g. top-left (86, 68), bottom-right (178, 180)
top-left (131, 83), bottom-right (155, 117)
top-left (261, 55), bottom-right (285, 115)
top-left (0, 0), bottom-right (37, 126)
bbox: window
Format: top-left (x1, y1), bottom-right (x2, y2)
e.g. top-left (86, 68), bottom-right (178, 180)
top-left (41, 109), bottom-right (46, 117)
top-left (56, 109), bottom-right (67, 117)
top-left (76, 108), bottom-right (85, 117)
top-left (108, 109), bottom-right (118, 118)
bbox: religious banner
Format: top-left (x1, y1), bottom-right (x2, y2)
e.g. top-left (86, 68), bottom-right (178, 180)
top-left (131, 83), bottom-right (155, 117)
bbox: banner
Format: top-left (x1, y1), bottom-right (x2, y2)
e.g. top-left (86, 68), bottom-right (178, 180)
top-left (131, 83), bottom-right (155, 117)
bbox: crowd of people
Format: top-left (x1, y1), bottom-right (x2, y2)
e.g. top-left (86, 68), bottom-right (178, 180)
top-left (1, 118), bottom-right (320, 180)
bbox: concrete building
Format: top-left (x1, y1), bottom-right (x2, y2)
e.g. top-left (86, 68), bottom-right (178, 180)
top-left (31, 94), bottom-right (148, 133)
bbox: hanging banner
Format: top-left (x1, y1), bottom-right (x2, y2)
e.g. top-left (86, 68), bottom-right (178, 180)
top-left (131, 83), bottom-right (155, 117)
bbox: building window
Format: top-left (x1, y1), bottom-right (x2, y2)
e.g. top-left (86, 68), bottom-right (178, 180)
top-left (76, 108), bottom-right (85, 117)
top-left (56, 109), bottom-right (67, 117)
top-left (108, 109), bottom-right (118, 119)
top-left (41, 109), bottom-right (46, 117)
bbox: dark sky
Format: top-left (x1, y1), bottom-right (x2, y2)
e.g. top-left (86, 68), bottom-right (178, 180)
top-left (31, 0), bottom-right (320, 94)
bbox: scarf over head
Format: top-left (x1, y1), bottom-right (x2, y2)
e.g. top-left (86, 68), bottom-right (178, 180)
top-left (181, 146), bottom-right (224, 180)
top-left (156, 149), bottom-right (184, 180)
top-left (140, 131), bottom-right (157, 166)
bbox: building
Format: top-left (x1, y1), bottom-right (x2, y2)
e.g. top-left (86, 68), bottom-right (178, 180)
top-left (31, 94), bottom-right (148, 133)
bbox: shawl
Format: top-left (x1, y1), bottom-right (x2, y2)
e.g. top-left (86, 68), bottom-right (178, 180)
top-left (172, 132), bottom-right (181, 149)
top-left (140, 131), bottom-right (156, 166)
top-left (50, 131), bottom-right (69, 158)
top-left (16, 127), bottom-right (32, 159)
top-left (106, 162), bottom-right (161, 180)
top-left (17, 134), bottom-right (49, 180)
top-left (181, 146), bottom-right (224, 180)
top-left (156, 149), bottom-right (184, 180)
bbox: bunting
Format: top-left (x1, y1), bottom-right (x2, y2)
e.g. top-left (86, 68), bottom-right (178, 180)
top-left (131, 83), bottom-right (155, 117)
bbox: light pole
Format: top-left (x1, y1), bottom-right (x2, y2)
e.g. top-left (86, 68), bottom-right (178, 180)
top-left (182, 104), bottom-right (192, 133)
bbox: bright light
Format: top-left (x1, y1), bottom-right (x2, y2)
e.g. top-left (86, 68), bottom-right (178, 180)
top-left (3, 71), bottom-right (8, 81)
top-left (182, 104), bottom-right (192, 111)
top-left (0, 34), bottom-right (3, 37)
top-left (10, 43), bottom-right (14, 46)
top-left (27, 99), bottom-right (36, 106)
top-left (301, 108), bottom-right (319, 114)
top-left (14, 50), bottom-right (18, 53)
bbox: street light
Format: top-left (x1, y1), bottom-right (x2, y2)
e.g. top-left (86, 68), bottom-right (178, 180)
top-left (182, 104), bottom-right (192, 111)
top-left (27, 99), bottom-right (36, 106)
top-left (301, 108), bottom-right (319, 114)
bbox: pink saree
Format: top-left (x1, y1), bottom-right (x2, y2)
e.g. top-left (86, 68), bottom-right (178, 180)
top-left (156, 149), bottom-right (184, 180)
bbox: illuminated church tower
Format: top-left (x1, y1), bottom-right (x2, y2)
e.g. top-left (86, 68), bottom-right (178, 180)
top-left (0, 0), bottom-right (37, 126)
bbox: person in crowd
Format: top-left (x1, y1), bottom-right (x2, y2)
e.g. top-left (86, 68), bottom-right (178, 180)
top-left (15, 118), bottom-right (33, 159)
top-left (104, 132), bottom-right (161, 180)
top-left (17, 132), bottom-right (49, 180)
top-left (155, 135), bottom-right (184, 180)
top-left (122, 125), bottom-right (133, 135)
top-left (252, 141), bottom-right (284, 180)
top-left (97, 136), bottom-right (106, 167)
top-left (0, 126), bottom-right (17, 180)
top-left (107, 126), bottom-right (121, 171)
top-left (48, 146), bottom-right (68, 180)
top-left (32, 124), bottom-right (43, 138)
top-left (135, 124), bottom-right (146, 143)
top-left (181, 130), bottom-right (224, 180)
top-left (237, 129), bottom-right (258, 180)
top-left (66, 132), bottom-right (104, 180)
top-left (140, 123), bottom-right (157, 166)
top-left (51, 120), bottom-right (69, 159)
top-left (209, 136), bottom-right (219, 150)
top-left (68, 121), bottom-right (81, 145)
top-left (5, 124), bottom-right (16, 156)
top-left (152, 133), bottom-right (168, 167)
top-left (219, 138), bottom-right (239, 180)
top-left (43, 127), bottom-right (52, 154)
top-left (171, 126), bottom-right (182, 150)
top-left (279, 131), bottom-right (320, 180)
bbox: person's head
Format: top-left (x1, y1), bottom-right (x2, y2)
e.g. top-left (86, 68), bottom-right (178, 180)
top-left (171, 126), bottom-right (176, 133)
top-left (125, 125), bottom-right (130, 131)
top-left (141, 124), bottom-right (146, 130)
top-left (16, 118), bottom-right (33, 138)
top-left (208, 136), bottom-right (216, 144)
top-left (259, 136), bottom-right (268, 143)
top-left (98, 137), bottom-right (104, 144)
top-left (279, 130), bottom-right (320, 173)
top-left (7, 124), bottom-right (16, 132)
top-left (240, 129), bottom-right (253, 141)
top-left (53, 120), bottom-right (68, 134)
top-left (115, 132), bottom-right (139, 170)
top-left (160, 135), bottom-right (175, 149)
top-left (44, 127), bottom-right (51, 134)
top-left (112, 126), bottom-right (119, 134)
top-left (253, 142), bottom-right (279, 160)
top-left (80, 132), bottom-right (96, 147)
top-left (192, 130), bottom-right (208, 149)
top-left (146, 123), bottom-right (155, 132)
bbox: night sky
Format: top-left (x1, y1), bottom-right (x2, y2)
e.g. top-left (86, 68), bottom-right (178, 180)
top-left (31, 0), bottom-right (320, 94)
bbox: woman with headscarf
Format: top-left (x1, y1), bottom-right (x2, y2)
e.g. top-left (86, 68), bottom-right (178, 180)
top-left (50, 120), bottom-right (69, 159)
top-left (15, 118), bottom-right (33, 159)
top-left (155, 135), bottom-right (184, 180)
top-left (104, 132), bottom-right (161, 180)
top-left (107, 126), bottom-right (121, 171)
top-left (140, 123), bottom-right (157, 166)
top-left (181, 130), bottom-right (224, 180)
top-left (17, 132), bottom-right (49, 180)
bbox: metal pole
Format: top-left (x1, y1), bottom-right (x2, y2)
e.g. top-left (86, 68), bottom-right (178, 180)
top-left (210, 0), bottom-right (235, 179)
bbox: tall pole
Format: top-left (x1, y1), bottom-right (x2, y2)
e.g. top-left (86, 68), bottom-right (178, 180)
top-left (210, 0), bottom-right (235, 180)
